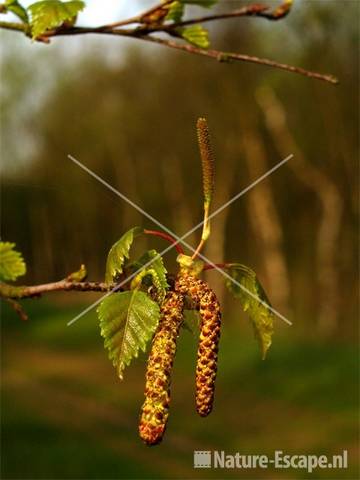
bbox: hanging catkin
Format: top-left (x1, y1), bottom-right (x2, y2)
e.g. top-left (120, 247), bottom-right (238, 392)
top-left (139, 291), bottom-right (184, 445)
top-left (176, 274), bottom-right (221, 416)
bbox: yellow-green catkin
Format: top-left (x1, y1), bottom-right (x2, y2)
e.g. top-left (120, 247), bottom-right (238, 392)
top-left (197, 117), bottom-right (215, 205)
top-left (176, 274), bottom-right (221, 417)
top-left (139, 291), bottom-right (184, 445)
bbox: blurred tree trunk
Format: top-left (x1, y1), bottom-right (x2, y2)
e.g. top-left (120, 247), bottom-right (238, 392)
top-left (257, 87), bottom-right (343, 336)
top-left (161, 154), bottom-right (196, 245)
top-left (109, 137), bottom-right (143, 228)
top-left (239, 116), bottom-right (291, 315)
top-left (30, 202), bottom-right (55, 281)
top-left (108, 135), bottom-right (147, 258)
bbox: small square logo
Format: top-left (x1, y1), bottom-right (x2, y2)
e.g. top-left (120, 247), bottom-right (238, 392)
top-left (194, 451), bottom-right (212, 468)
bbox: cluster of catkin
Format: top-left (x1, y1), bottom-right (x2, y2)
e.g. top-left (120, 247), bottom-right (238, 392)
top-left (139, 274), bottom-right (222, 445)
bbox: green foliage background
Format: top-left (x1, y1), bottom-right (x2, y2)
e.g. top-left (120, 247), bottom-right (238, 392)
top-left (1, 0), bottom-right (359, 478)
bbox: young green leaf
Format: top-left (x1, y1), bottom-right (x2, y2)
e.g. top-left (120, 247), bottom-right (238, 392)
top-left (5, 0), bottom-right (29, 23)
top-left (225, 264), bottom-right (274, 359)
top-left (177, 253), bottom-right (204, 277)
top-left (66, 264), bottom-right (87, 282)
top-left (0, 242), bottom-right (26, 282)
top-left (28, 0), bottom-right (85, 38)
top-left (182, 309), bottom-right (200, 334)
top-left (129, 249), bottom-right (168, 303)
top-left (166, 0), bottom-right (217, 24)
top-left (165, 1), bottom-right (184, 23)
top-left (180, 25), bottom-right (209, 49)
top-left (98, 290), bottom-right (160, 380)
top-left (105, 226), bottom-right (143, 284)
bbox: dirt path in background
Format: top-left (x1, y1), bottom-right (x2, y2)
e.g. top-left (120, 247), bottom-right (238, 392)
top-left (3, 341), bottom-right (358, 479)
top-left (2, 343), bottom-right (210, 479)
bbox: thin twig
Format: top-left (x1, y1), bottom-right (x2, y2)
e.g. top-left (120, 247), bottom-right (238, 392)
top-left (4, 298), bottom-right (28, 321)
top-left (0, 20), bottom-right (28, 32)
top-left (139, 0), bottom-right (173, 23)
top-left (0, 0), bottom-right (338, 85)
top-left (0, 280), bottom-right (115, 300)
top-left (99, 0), bottom-right (174, 30)
top-left (98, 17), bottom-right (140, 30)
top-left (165, 2), bottom-right (291, 29)
top-left (141, 35), bottom-right (339, 84)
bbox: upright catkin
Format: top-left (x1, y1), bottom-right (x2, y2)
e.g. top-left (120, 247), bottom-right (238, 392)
top-left (197, 117), bottom-right (215, 205)
top-left (176, 274), bottom-right (221, 417)
top-left (139, 291), bottom-right (184, 445)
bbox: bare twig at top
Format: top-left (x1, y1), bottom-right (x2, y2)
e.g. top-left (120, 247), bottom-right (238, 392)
top-left (0, 0), bottom-right (338, 84)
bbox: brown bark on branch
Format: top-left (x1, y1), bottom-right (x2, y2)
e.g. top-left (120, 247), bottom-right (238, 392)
top-left (141, 36), bottom-right (338, 85)
top-left (0, 278), bottom-right (123, 323)
top-left (0, 280), bottom-right (115, 300)
top-left (0, 0), bottom-right (338, 85)
top-left (165, 1), bottom-right (292, 29)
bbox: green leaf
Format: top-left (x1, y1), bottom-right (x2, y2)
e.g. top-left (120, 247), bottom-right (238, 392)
top-left (166, 0), bottom-right (217, 24)
top-left (98, 290), bottom-right (160, 380)
top-left (105, 226), bottom-right (143, 284)
top-left (129, 249), bottom-right (168, 303)
top-left (226, 264), bottom-right (274, 359)
top-left (180, 25), bottom-right (209, 49)
top-left (28, 0), bottom-right (85, 38)
top-left (165, 1), bottom-right (184, 22)
top-left (66, 264), bottom-right (87, 282)
top-left (0, 242), bottom-right (26, 282)
top-left (182, 309), bottom-right (200, 334)
top-left (5, 0), bottom-right (29, 22)
top-left (182, 0), bottom-right (217, 8)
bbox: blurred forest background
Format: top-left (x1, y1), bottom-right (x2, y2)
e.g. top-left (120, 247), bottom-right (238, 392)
top-left (1, 1), bottom-right (359, 479)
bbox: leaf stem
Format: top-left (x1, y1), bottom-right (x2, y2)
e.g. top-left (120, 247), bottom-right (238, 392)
top-left (144, 229), bottom-right (184, 254)
top-left (203, 262), bottom-right (232, 271)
